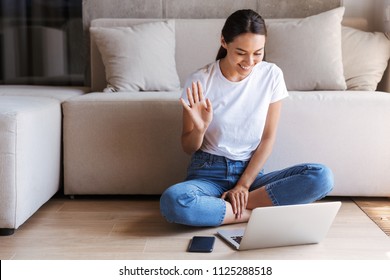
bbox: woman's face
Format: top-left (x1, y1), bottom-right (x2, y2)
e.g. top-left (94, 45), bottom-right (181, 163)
top-left (221, 32), bottom-right (266, 82)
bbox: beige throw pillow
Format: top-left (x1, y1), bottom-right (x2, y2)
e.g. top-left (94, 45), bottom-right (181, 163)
top-left (342, 26), bottom-right (390, 91)
top-left (265, 7), bottom-right (347, 91)
top-left (90, 20), bottom-right (180, 92)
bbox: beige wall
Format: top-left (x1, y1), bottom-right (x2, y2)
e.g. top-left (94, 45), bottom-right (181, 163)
top-left (82, 0), bottom-right (341, 30)
top-left (83, 0), bottom-right (386, 31)
top-left (343, 0), bottom-right (389, 31)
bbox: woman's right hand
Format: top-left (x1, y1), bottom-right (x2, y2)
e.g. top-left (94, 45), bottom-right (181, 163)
top-left (180, 81), bottom-right (213, 133)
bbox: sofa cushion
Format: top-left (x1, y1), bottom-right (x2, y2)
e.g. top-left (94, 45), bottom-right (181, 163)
top-left (62, 91), bottom-right (189, 195)
top-left (265, 7), bottom-right (346, 91)
top-left (265, 90), bottom-right (390, 196)
top-left (342, 26), bottom-right (390, 91)
top-left (0, 85), bottom-right (88, 101)
top-left (90, 20), bottom-right (180, 92)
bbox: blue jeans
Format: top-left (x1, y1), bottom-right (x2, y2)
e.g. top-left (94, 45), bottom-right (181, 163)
top-left (160, 150), bottom-right (334, 227)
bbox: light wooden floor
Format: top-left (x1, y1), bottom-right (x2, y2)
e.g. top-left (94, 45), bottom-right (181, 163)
top-left (353, 197), bottom-right (390, 236)
top-left (1, 196), bottom-right (390, 260)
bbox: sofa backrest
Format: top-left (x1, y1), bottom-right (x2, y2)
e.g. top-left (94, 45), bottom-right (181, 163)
top-left (90, 18), bottom-right (390, 92)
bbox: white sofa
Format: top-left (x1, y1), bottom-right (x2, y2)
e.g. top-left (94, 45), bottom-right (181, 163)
top-left (0, 86), bottom-right (88, 235)
top-left (62, 8), bottom-right (390, 198)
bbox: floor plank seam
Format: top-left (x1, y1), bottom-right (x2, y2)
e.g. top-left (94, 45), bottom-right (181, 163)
top-left (352, 198), bottom-right (390, 237)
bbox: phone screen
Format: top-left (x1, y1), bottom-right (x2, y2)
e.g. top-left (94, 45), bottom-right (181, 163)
top-left (188, 236), bottom-right (216, 252)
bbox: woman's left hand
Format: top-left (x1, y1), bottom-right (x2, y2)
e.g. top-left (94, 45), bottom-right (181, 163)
top-left (221, 185), bottom-right (249, 219)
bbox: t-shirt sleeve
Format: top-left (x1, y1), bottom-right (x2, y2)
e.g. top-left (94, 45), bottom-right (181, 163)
top-left (270, 65), bottom-right (289, 103)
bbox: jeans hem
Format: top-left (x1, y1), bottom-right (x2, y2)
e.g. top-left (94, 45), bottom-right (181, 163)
top-left (217, 199), bottom-right (226, 226)
top-left (265, 185), bottom-right (279, 206)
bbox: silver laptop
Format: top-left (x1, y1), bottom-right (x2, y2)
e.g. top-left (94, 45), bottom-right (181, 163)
top-left (217, 201), bottom-right (341, 250)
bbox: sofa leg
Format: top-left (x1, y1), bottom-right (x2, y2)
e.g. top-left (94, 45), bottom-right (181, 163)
top-left (0, 228), bottom-right (15, 236)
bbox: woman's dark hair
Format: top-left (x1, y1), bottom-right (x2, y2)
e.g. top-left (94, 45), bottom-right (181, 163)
top-left (216, 9), bottom-right (267, 60)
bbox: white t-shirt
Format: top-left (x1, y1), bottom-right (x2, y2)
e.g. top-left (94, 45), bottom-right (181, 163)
top-left (182, 60), bottom-right (288, 161)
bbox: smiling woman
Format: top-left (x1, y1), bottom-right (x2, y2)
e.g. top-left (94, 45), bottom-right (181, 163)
top-left (159, 9), bottom-right (334, 228)
top-left (219, 32), bottom-right (265, 82)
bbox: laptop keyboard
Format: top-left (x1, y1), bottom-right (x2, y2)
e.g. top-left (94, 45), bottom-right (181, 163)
top-left (232, 235), bottom-right (243, 244)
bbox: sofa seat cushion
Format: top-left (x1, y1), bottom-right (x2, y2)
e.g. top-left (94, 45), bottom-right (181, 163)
top-left (265, 91), bottom-right (390, 196)
top-left (64, 91), bottom-right (181, 102)
top-left (0, 96), bottom-right (63, 229)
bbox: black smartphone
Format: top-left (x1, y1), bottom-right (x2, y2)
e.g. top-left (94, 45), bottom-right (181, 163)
top-left (187, 236), bottom-right (216, 252)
